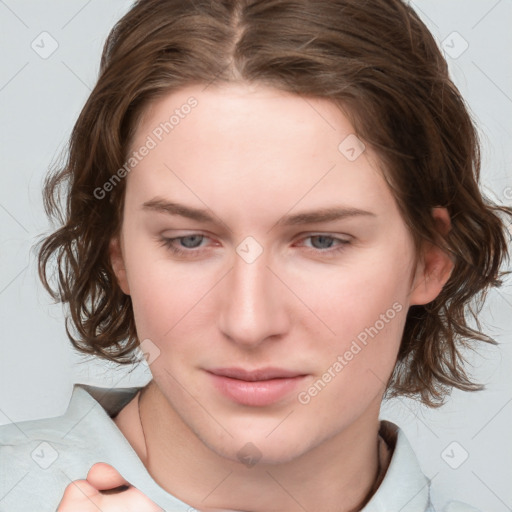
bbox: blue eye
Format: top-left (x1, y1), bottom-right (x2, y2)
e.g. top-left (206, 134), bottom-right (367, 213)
top-left (300, 235), bottom-right (350, 256)
top-left (159, 234), bottom-right (208, 256)
top-left (308, 235), bottom-right (337, 249)
top-left (158, 233), bottom-right (351, 259)
top-left (176, 235), bottom-right (204, 249)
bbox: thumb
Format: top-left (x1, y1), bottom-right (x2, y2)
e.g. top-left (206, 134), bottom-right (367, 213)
top-left (86, 462), bottom-right (131, 492)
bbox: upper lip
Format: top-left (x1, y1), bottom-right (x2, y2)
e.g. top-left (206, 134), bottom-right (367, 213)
top-left (208, 367), bottom-right (306, 381)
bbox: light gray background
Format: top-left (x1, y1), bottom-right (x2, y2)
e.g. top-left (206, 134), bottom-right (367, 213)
top-left (0, 1), bottom-right (511, 510)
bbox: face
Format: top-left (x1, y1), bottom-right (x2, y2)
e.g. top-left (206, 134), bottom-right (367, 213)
top-left (111, 82), bottom-right (450, 464)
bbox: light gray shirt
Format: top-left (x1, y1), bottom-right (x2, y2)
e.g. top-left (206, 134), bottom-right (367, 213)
top-left (0, 383), bottom-right (479, 511)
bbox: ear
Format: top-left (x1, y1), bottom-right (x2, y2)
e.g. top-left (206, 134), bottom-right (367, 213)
top-left (109, 236), bottom-right (130, 295)
top-left (408, 207), bottom-right (454, 306)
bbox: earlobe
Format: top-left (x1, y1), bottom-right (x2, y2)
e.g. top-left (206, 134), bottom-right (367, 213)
top-left (408, 207), bottom-right (454, 306)
top-left (109, 237), bottom-right (130, 295)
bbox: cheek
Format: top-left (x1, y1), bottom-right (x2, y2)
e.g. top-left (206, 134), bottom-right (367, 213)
top-left (291, 244), bottom-right (413, 404)
top-left (298, 245), bottom-right (411, 339)
top-left (123, 237), bottom-right (219, 343)
top-left (123, 216), bottom-right (414, 367)
top-left (294, 262), bottom-right (410, 416)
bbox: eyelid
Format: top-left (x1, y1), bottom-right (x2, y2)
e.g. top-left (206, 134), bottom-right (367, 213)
top-left (295, 232), bottom-right (352, 241)
top-left (158, 232), bottom-right (352, 260)
top-left (159, 231), bottom-right (352, 244)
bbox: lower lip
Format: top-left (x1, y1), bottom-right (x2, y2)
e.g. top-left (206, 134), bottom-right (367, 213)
top-left (208, 373), bottom-right (307, 407)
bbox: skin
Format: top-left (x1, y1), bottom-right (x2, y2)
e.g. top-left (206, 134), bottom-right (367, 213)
top-left (57, 463), bottom-right (163, 511)
top-left (61, 82), bottom-right (454, 511)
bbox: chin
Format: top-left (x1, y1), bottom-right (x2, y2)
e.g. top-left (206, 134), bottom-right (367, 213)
top-left (199, 427), bottom-right (317, 467)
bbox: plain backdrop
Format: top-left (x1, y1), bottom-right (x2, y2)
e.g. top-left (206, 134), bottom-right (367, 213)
top-left (0, 1), bottom-right (511, 510)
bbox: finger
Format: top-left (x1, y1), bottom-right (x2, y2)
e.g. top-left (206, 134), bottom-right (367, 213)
top-left (102, 486), bottom-right (166, 511)
top-left (56, 479), bottom-right (101, 511)
top-left (57, 476), bottom-right (164, 512)
top-left (86, 462), bottom-right (131, 492)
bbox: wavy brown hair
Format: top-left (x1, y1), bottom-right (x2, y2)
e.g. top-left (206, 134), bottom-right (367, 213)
top-left (38, 0), bottom-right (512, 407)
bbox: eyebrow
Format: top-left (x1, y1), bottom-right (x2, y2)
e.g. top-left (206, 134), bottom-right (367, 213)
top-left (142, 198), bottom-right (376, 226)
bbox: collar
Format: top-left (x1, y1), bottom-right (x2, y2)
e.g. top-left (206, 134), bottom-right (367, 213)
top-left (362, 420), bottom-right (432, 511)
top-left (76, 384), bottom-right (433, 511)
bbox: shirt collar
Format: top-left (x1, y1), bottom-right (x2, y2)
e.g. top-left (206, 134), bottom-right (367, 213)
top-left (362, 420), bottom-right (432, 511)
top-left (75, 384), bottom-right (433, 511)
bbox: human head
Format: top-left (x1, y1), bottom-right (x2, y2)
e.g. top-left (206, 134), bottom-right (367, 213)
top-left (39, 0), bottom-right (511, 410)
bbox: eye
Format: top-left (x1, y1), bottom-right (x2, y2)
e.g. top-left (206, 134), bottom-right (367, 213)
top-left (158, 233), bottom-right (351, 259)
top-left (306, 235), bottom-right (340, 250)
top-left (298, 234), bottom-right (351, 256)
top-left (159, 234), bottom-right (210, 257)
top-left (174, 234), bottom-right (205, 249)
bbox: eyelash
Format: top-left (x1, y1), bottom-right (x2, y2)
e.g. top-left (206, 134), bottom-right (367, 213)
top-left (158, 234), bottom-right (351, 259)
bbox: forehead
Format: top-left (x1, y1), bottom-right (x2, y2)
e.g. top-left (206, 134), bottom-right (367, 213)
top-left (137, 82), bottom-right (355, 160)
top-left (125, 83), bottom-right (397, 223)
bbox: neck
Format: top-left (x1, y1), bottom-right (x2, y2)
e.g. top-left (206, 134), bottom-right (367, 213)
top-left (135, 381), bottom-right (388, 512)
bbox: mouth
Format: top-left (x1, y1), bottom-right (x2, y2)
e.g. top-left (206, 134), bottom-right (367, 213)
top-left (206, 367), bottom-right (308, 406)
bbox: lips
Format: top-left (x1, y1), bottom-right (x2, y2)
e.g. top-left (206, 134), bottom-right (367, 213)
top-left (208, 367), bottom-right (305, 381)
top-left (206, 367), bottom-right (308, 406)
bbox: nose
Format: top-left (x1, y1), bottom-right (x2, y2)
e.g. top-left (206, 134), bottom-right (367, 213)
top-left (217, 248), bottom-right (291, 348)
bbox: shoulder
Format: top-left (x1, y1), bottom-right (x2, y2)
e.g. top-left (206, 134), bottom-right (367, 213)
top-left (364, 421), bottom-right (482, 512)
top-left (0, 392), bottom-right (90, 510)
top-left (0, 384), bottom-right (142, 511)
top-left (440, 501), bottom-right (482, 512)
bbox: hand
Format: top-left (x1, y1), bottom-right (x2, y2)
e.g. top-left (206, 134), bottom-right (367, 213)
top-left (57, 462), bottom-right (164, 511)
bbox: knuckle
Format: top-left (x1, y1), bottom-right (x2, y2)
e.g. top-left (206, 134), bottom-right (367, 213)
top-left (56, 479), bottom-right (98, 510)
